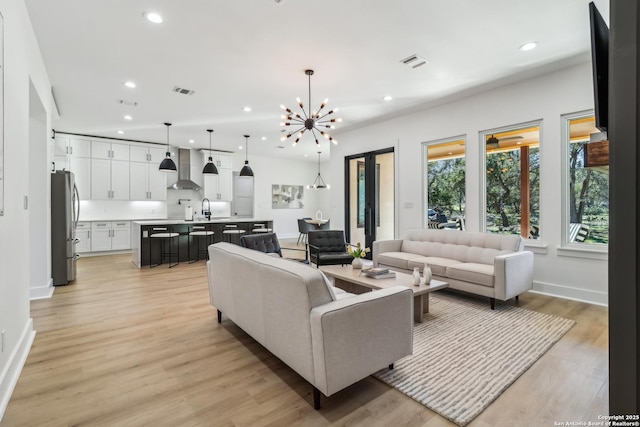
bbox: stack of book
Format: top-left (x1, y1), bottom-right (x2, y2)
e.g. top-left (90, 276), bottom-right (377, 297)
top-left (361, 267), bottom-right (396, 279)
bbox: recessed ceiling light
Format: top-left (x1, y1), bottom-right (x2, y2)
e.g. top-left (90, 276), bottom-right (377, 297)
top-left (243, 106), bottom-right (252, 112)
top-left (519, 42), bottom-right (538, 52)
top-left (238, 146), bottom-right (244, 150)
top-left (124, 81), bottom-right (136, 89)
top-left (188, 139), bottom-right (195, 144)
top-left (383, 95), bottom-right (393, 101)
top-left (117, 130), bottom-right (124, 134)
top-left (261, 136), bottom-right (267, 141)
top-left (304, 154), bottom-right (308, 157)
top-left (144, 12), bottom-right (163, 24)
top-left (123, 115), bottom-right (133, 120)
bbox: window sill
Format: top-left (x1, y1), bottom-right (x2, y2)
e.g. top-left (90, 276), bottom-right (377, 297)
top-left (556, 244), bottom-right (608, 260)
top-left (523, 241), bottom-right (548, 255)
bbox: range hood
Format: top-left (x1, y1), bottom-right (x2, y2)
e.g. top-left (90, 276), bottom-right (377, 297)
top-left (167, 148), bottom-right (202, 191)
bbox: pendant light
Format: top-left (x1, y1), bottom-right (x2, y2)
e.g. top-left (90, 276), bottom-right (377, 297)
top-left (158, 122), bottom-right (177, 172)
top-left (239, 135), bottom-right (254, 177)
top-left (307, 151), bottom-right (330, 189)
top-left (202, 129), bottom-right (219, 174)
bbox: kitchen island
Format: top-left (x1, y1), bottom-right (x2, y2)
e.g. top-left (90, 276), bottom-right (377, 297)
top-left (131, 218), bottom-right (273, 268)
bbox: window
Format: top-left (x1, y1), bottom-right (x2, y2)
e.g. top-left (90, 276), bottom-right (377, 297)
top-left (483, 123), bottom-right (540, 238)
top-left (424, 138), bottom-right (466, 228)
top-left (563, 113), bottom-right (609, 245)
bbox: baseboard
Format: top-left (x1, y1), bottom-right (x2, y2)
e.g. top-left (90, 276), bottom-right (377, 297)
top-left (531, 280), bottom-right (608, 306)
top-left (30, 278), bottom-right (54, 300)
top-left (0, 318), bottom-right (35, 423)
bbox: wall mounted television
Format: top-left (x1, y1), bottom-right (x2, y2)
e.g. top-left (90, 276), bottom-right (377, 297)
top-left (589, 2), bottom-right (609, 132)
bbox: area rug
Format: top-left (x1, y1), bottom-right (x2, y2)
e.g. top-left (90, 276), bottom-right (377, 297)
top-left (374, 293), bottom-right (575, 426)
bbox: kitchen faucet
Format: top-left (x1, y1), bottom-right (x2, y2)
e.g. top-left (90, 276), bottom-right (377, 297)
top-left (202, 198), bottom-right (211, 220)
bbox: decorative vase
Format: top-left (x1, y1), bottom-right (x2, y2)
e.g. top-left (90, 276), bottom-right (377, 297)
top-left (352, 257), bottom-right (364, 269)
top-left (413, 267), bottom-right (421, 286)
top-left (423, 264), bottom-right (432, 285)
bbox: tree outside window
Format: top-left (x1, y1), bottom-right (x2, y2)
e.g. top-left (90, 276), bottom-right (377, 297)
top-left (425, 139), bottom-right (465, 227)
top-left (567, 116), bottom-right (608, 244)
top-left (484, 125), bottom-right (540, 238)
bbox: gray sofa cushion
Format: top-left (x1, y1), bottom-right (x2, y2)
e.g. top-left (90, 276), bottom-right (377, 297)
top-left (408, 256), bottom-right (462, 276)
top-left (447, 263), bottom-right (495, 287)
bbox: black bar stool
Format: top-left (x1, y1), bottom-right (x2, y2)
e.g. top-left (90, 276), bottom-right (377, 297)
top-left (188, 225), bottom-right (214, 263)
top-left (222, 224), bottom-right (246, 245)
top-left (149, 226), bottom-right (180, 268)
top-left (252, 223), bottom-right (273, 233)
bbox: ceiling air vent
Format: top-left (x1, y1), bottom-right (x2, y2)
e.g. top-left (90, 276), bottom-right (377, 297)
top-left (400, 54), bottom-right (429, 69)
top-left (117, 99), bottom-right (138, 107)
top-left (172, 86), bottom-right (195, 96)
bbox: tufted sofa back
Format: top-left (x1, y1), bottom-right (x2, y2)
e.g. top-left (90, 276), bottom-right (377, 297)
top-left (401, 229), bottom-right (524, 265)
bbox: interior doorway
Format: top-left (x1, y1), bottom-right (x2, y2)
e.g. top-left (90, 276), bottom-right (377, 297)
top-left (345, 148), bottom-right (395, 255)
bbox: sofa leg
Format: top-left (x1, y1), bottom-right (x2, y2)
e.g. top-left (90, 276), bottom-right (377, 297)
top-left (389, 363), bottom-right (394, 370)
top-left (490, 298), bottom-right (495, 310)
top-left (313, 387), bottom-right (321, 410)
top-left (217, 309), bottom-right (222, 323)
top-left (515, 295), bottom-right (520, 304)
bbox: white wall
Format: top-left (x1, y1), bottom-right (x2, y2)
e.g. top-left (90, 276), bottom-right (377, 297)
top-left (329, 60), bottom-right (607, 305)
top-left (0, 0), bottom-right (54, 420)
top-left (235, 152), bottom-right (332, 238)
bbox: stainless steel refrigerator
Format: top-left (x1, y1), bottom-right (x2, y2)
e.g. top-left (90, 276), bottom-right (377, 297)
top-left (51, 170), bottom-right (80, 285)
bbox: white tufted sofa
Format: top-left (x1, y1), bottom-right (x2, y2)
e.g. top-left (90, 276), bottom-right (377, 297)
top-left (373, 229), bottom-right (534, 309)
top-left (207, 242), bottom-right (413, 409)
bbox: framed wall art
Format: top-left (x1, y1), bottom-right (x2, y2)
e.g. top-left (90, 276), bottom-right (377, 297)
top-left (272, 184), bottom-right (304, 209)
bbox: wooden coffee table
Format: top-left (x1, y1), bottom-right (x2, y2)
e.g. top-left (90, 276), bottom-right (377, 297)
top-left (320, 265), bottom-right (449, 323)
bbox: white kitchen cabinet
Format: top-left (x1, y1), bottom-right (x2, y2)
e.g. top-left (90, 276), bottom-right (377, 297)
top-left (91, 158), bottom-right (130, 200)
top-left (91, 221), bottom-right (131, 251)
top-left (203, 169), bottom-right (233, 201)
top-left (54, 155), bottom-right (92, 200)
top-left (91, 141), bottom-right (130, 161)
top-left (111, 221), bottom-right (131, 250)
top-left (201, 150), bottom-right (232, 169)
top-left (130, 161), bottom-right (167, 200)
top-left (75, 222), bottom-right (91, 253)
top-left (54, 136), bottom-right (91, 158)
top-left (130, 145), bottom-right (167, 200)
top-left (130, 145), bottom-right (166, 163)
top-left (202, 150), bottom-right (233, 201)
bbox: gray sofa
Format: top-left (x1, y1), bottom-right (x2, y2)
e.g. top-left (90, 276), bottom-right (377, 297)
top-left (373, 229), bottom-right (534, 309)
top-left (207, 242), bottom-right (413, 409)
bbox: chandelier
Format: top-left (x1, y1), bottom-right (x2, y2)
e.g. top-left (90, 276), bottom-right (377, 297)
top-left (280, 69), bottom-right (341, 147)
top-left (307, 152), bottom-right (330, 189)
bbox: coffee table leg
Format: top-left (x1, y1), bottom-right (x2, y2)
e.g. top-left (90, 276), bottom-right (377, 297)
top-left (414, 295), bottom-right (425, 323)
top-left (423, 293), bottom-right (430, 314)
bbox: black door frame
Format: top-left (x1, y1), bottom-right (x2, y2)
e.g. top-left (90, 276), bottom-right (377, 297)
top-left (344, 147), bottom-right (394, 257)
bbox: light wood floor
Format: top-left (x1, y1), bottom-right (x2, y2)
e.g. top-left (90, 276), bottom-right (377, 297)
top-left (3, 241), bottom-right (608, 426)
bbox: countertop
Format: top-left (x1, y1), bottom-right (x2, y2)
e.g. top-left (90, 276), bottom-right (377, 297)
top-left (132, 218), bottom-right (272, 226)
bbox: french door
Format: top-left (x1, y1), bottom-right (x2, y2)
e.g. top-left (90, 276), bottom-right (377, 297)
top-left (345, 148), bottom-right (395, 256)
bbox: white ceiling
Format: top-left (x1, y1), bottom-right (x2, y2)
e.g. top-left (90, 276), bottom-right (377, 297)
top-left (25, 0), bottom-right (609, 162)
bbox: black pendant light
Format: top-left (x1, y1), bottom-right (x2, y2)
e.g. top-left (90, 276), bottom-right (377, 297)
top-left (202, 129), bottom-right (219, 175)
top-left (239, 135), bottom-right (254, 177)
top-left (158, 122), bottom-right (177, 172)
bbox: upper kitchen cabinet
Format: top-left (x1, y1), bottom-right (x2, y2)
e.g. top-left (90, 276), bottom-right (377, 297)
top-left (130, 145), bottom-right (166, 164)
top-left (91, 141), bottom-right (129, 200)
top-left (54, 136), bottom-right (91, 158)
top-left (130, 144), bottom-right (167, 201)
top-left (53, 136), bottom-right (91, 200)
top-left (201, 150), bottom-right (233, 201)
top-left (91, 141), bottom-right (130, 161)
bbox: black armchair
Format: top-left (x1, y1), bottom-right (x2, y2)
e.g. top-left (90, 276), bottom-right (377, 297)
top-left (241, 232), bottom-right (308, 262)
top-left (307, 230), bottom-right (353, 268)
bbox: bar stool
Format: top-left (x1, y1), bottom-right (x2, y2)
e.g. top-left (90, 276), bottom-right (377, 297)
top-left (252, 223), bottom-right (273, 233)
top-left (149, 226), bottom-right (180, 268)
top-left (188, 225), bottom-right (214, 263)
top-left (222, 224), bottom-right (246, 245)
